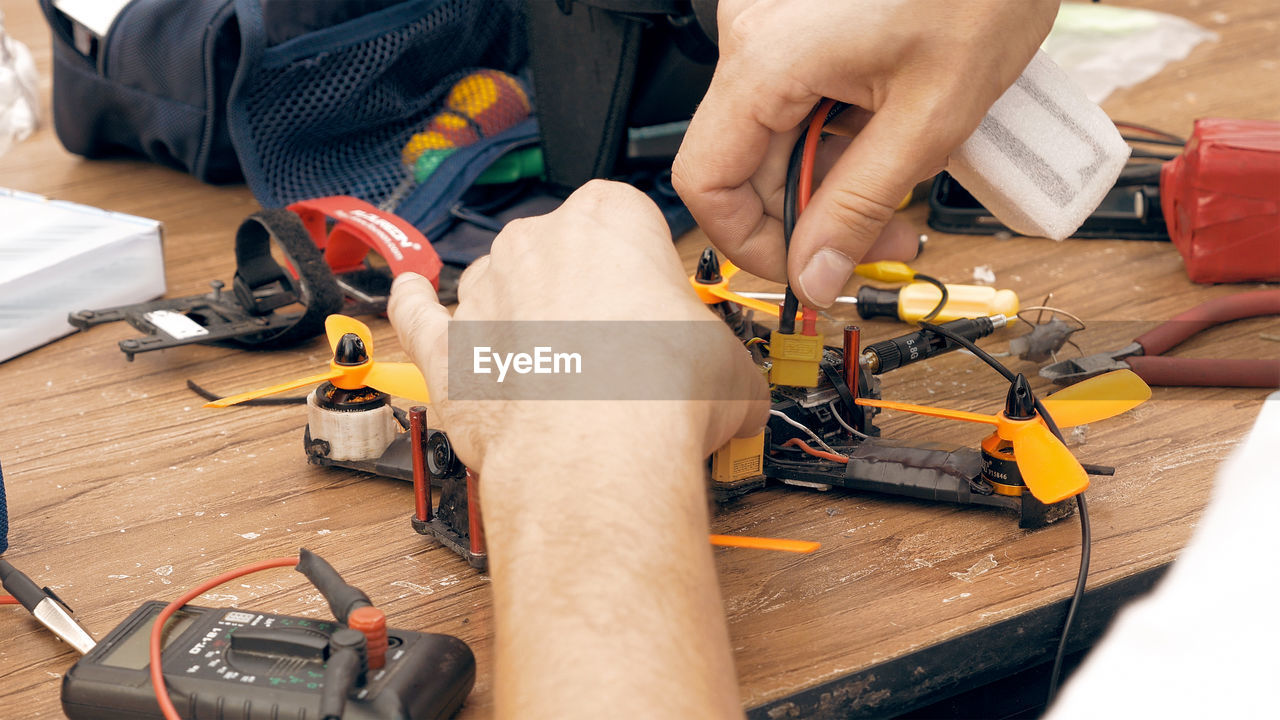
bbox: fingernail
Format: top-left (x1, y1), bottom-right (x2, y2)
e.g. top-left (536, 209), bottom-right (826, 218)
top-left (797, 248), bottom-right (855, 308)
top-left (392, 272), bottom-right (423, 291)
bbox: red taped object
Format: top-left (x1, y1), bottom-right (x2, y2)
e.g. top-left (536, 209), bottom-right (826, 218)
top-left (288, 196), bottom-right (443, 289)
top-left (1160, 118), bottom-right (1280, 283)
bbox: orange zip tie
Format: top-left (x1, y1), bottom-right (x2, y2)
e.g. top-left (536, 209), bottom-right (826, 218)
top-left (710, 535), bottom-right (821, 554)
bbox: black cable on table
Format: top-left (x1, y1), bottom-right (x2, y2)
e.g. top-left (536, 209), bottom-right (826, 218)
top-left (917, 319), bottom-right (1091, 709)
top-left (1120, 134), bottom-right (1185, 147)
top-left (186, 379), bottom-right (307, 406)
top-left (779, 135), bottom-right (806, 335)
top-left (913, 273), bottom-right (949, 323)
top-left (1128, 147), bottom-right (1178, 160)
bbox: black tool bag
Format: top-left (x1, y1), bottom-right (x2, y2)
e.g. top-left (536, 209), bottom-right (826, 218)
top-left (525, 0), bottom-right (719, 192)
top-left (41, 0), bottom-right (244, 182)
top-left (41, 0), bottom-right (721, 267)
top-left (40, 0), bottom-right (526, 191)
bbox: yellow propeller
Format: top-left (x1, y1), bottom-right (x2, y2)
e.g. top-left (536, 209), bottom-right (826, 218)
top-left (1040, 369), bottom-right (1151, 427)
top-left (205, 315), bottom-right (429, 408)
top-left (857, 370), bottom-right (1150, 504)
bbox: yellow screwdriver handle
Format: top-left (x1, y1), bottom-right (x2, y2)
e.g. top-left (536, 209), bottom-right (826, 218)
top-left (890, 283), bottom-right (1018, 322)
top-left (897, 282), bottom-right (1020, 323)
top-left (854, 260), bottom-right (917, 283)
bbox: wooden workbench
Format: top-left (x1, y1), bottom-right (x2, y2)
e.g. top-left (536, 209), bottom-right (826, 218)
top-left (0, 1), bottom-right (1275, 718)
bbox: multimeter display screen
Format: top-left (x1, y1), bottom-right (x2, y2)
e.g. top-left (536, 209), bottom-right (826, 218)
top-left (100, 609), bottom-right (199, 670)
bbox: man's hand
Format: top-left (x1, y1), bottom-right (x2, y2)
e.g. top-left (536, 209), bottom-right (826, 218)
top-left (388, 180), bottom-right (767, 719)
top-left (388, 179), bottom-right (769, 468)
top-left (672, 0), bottom-right (1060, 307)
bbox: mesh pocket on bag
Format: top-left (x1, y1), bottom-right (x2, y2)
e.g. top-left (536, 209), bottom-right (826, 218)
top-left (229, 0), bottom-right (526, 209)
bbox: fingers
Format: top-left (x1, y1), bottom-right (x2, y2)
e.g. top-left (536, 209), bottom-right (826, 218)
top-left (672, 59), bottom-right (813, 283)
top-left (862, 217), bottom-right (922, 263)
top-left (388, 272), bottom-right (451, 392)
top-left (705, 290), bottom-right (771, 451)
top-left (789, 105), bottom-right (948, 307)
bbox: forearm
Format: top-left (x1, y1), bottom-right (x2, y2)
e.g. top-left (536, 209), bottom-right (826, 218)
top-left (480, 404), bottom-right (742, 719)
top-left (387, 181), bottom-right (768, 716)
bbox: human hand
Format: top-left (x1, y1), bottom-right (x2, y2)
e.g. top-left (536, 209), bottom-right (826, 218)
top-left (672, 0), bottom-right (1060, 307)
top-left (391, 181), bottom-right (758, 718)
top-left (387, 179), bottom-right (770, 472)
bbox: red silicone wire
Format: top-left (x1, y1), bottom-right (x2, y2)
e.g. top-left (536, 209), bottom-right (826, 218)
top-left (797, 98), bottom-right (837, 335)
top-left (797, 98), bottom-right (836, 214)
top-left (149, 557), bottom-right (299, 720)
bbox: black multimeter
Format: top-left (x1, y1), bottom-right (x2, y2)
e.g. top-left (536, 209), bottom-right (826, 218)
top-left (61, 601), bottom-right (475, 720)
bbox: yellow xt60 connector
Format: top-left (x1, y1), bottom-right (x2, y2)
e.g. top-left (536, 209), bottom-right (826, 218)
top-left (768, 330), bottom-right (825, 387)
top-left (711, 432), bottom-right (765, 484)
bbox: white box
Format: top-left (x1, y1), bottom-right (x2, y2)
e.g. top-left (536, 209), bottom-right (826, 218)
top-left (0, 188), bottom-right (165, 362)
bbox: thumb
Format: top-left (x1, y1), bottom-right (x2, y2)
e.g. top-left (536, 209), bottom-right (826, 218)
top-left (789, 105), bottom-right (947, 308)
top-left (388, 272), bottom-right (452, 398)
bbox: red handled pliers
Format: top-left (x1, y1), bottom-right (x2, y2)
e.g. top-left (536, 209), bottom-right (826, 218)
top-left (1040, 290), bottom-right (1280, 387)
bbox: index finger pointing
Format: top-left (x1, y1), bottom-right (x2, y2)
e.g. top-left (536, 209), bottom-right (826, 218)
top-left (388, 272), bottom-right (451, 394)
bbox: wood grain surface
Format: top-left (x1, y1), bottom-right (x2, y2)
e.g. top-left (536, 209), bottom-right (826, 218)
top-left (0, 1), bottom-right (1276, 718)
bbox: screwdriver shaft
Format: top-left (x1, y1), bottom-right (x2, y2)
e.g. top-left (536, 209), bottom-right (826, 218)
top-left (737, 291), bottom-right (859, 305)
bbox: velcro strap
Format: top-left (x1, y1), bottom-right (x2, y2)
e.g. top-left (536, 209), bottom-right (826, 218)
top-left (231, 209), bottom-right (343, 348)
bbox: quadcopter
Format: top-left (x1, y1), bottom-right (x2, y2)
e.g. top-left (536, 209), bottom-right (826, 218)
top-left (690, 247), bottom-right (1149, 527)
top-left (205, 268), bottom-right (1149, 570)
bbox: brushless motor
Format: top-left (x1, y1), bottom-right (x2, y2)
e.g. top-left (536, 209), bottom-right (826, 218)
top-left (306, 383), bottom-right (397, 462)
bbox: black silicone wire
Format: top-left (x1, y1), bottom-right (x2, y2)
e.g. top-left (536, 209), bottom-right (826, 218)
top-left (916, 319), bottom-right (1091, 709)
top-left (779, 135), bottom-right (806, 335)
top-left (781, 101), bottom-right (853, 333)
top-left (1128, 147), bottom-right (1178, 160)
top-left (1047, 494), bottom-right (1091, 701)
top-left (1114, 120), bottom-right (1185, 143)
top-left (1120, 134), bottom-right (1185, 147)
top-left (912, 273), bottom-right (949, 323)
top-left (186, 379), bottom-right (307, 406)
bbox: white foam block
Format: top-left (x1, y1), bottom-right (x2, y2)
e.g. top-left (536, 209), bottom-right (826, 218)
top-left (0, 188), bottom-right (165, 362)
top-left (947, 50), bottom-right (1131, 240)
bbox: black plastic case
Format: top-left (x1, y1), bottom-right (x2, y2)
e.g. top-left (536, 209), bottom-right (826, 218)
top-left (927, 169), bottom-right (1170, 241)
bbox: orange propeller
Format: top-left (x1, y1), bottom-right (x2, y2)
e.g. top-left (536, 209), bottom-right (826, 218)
top-left (690, 248), bottom-right (801, 320)
top-left (857, 370), bottom-right (1150, 504)
top-left (205, 315), bottom-right (429, 408)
